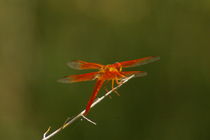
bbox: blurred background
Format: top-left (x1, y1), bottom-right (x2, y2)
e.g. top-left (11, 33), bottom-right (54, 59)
top-left (0, 0), bottom-right (210, 140)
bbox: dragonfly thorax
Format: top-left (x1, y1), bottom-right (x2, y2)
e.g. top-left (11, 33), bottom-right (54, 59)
top-left (102, 64), bottom-right (121, 73)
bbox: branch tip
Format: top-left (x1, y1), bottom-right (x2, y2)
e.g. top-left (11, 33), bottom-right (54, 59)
top-left (43, 126), bottom-right (51, 139)
top-left (82, 115), bottom-right (97, 125)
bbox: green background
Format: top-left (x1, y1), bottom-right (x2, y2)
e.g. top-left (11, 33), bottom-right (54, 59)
top-left (1, 0), bottom-right (210, 140)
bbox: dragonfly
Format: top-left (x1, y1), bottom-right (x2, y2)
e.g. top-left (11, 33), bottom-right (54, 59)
top-left (58, 56), bottom-right (160, 115)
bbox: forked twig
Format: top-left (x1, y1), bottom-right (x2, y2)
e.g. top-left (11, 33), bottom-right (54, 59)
top-left (41, 75), bottom-right (135, 140)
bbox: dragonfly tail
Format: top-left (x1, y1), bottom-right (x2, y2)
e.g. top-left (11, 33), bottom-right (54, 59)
top-left (84, 80), bottom-right (104, 115)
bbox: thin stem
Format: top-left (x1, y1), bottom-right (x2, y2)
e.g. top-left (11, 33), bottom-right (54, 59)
top-left (41, 75), bottom-right (135, 140)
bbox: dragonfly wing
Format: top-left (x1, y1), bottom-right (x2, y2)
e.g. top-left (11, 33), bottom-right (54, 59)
top-left (121, 71), bottom-right (147, 78)
top-left (84, 79), bottom-right (104, 115)
top-left (67, 60), bottom-right (103, 70)
top-left (58, 72), bottom-right (99, 83)
top-left (119, 56), bottom-right (160, 68)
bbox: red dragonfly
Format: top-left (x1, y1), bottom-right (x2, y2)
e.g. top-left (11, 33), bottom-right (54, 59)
top-left (58, 56), bottom-right (160, 115)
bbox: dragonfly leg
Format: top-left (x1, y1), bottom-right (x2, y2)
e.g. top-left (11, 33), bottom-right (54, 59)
top-left (112, 79), bottom-right (120, 96)
top-left (103, 79), bottom-right (120, 97)
top-left (114, 90), bottom-right (120, 96)
top-left (103, 87), bottom-right (112, 99)
top-left (112, 79), bottom-right (115, 89)
top-left (102, 81), bottom-right (112, 99)
top-left (115, 79), bottom-right (120, 85)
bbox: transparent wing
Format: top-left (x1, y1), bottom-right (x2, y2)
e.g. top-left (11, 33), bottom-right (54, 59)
top-left (67, 60), bottom-right (103, 70)
top-left (58, 72), bottom-right (99, 83)
top-left (119, 56), bottom-right (160, 68)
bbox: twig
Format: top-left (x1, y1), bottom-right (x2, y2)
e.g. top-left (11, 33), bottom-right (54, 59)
top-left (81, 115), bottom-right (96, 125)
top-left (41, 75), bottom-right (135, 140)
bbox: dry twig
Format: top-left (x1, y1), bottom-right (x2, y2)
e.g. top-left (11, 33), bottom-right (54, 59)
top-left (41, 75), bottom-right (135, 140)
